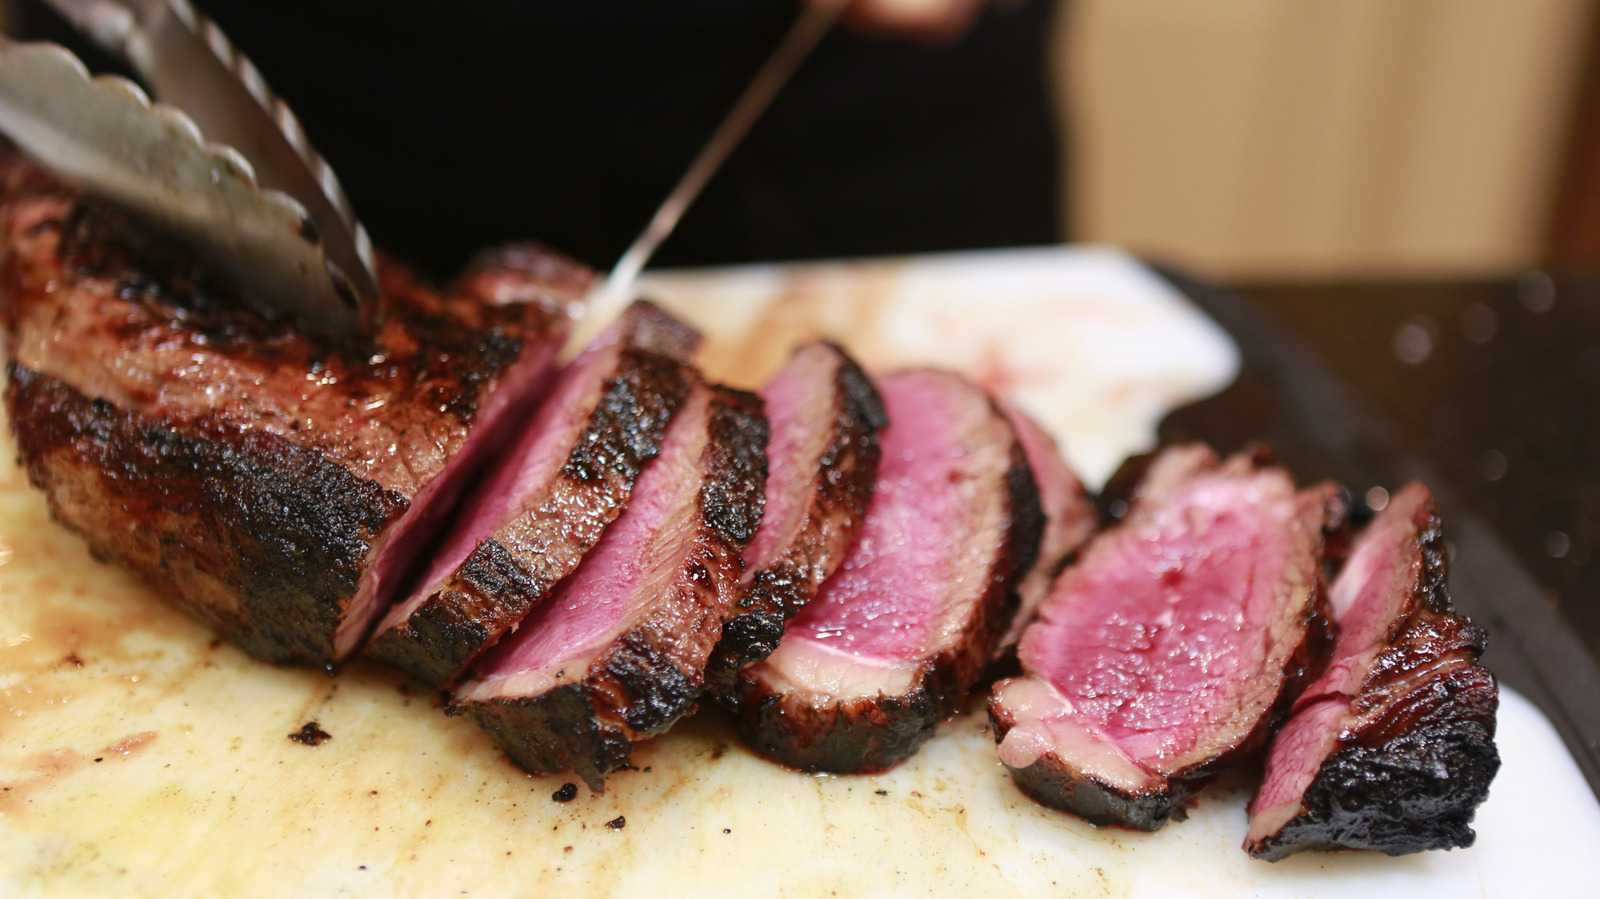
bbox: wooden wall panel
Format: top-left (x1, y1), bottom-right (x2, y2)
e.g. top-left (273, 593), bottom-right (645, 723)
top-left (1060, 0), bottom-right (1594, 279)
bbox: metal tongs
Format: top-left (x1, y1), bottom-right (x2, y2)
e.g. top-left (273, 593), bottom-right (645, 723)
top-left (0, 0), bottom-right (375, 336)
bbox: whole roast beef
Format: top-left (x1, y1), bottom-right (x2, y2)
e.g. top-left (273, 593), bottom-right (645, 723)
top-left (989, 445), bottom-right (1343, 830)
top-left (0, 153), bottom-right (575, 668)
top-left (450, 377), bottom-right (768, 791)
top-left (732, 368), bottom-right (1042, 773)
top-left (1245, 482), bottom-right (1499, 860)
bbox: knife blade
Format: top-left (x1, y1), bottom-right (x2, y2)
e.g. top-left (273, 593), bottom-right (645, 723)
top-left (24, 0), bottom-right (376, 334)
top-left (565, 0), bottom-right (850, 358)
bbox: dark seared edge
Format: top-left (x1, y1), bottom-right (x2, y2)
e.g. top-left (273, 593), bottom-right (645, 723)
top-left (1250, 499), bottom-right (1500, 860)
top-left (741, 682), bottom-right (940, 774)
top-left (706, 350), bottom-right (887, 703)
top-left (735, 429), bottom-right (1044, 774)
top-left (6, 364), bottom-right (405, 665)
top-left (986, 702), bottom-right (1192, 831)
top-left (367, 350), bottom-right (694, 686)
top-left (1251, 667), bottom-right (1498, 860)
top-left (0, 158), bottom-right (575, 667)
top-left (455, 385), bottom-right (768, 791)
top-left (1260, 482), bottom-right (1345, 742)
top-left (698, 385), bottom-right (770, 552)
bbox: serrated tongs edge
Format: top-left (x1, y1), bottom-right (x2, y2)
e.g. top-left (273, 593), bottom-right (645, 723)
top-left (0, 38), bottom-right (363, 334)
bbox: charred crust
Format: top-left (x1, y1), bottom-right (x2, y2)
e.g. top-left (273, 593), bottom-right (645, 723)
top-left (1250, 667), bottom-right (1499, 860)
top-left (1284, 570), bottom-right (1339, 711)
top-left (370, 351), bottom-right (693, 686)
top-left (986, 700), bottom-right (1189, 831)
top-left (462, 686), bottom-right (634, 793)
top-left (1249, 486), bottom-right (1500, 860)
top-left (833, 346), bottom-right (890, 433)
top-left (999, 438), bottom-right (1046, 613)
top-left (705, 352), bottom-right (886, 703)
top-left (608, 632), bottom-right (706, 735)
top-left (562, 351), bottom-right (690, 483)
top-left (700, 385), bottom-right (768, 549)
top-left (6, 365), bottom-right (405, 666)
top-left (1414, 501), bottom-right (1456, 618)
top-left (457, 384), bottom-right (765, 791)
top-left (1270, 487), bottom-right (1345, 734)
top-left (463, 629), bottom-right (708, 793)
top-left (0, 161), bottom-right (574, 668)
top-left (366, 539), bottom-right (531, 686)
top-left (739, 680), bottom-right (940, 775)
top-left (732, 387), bottom-right (1041, 772)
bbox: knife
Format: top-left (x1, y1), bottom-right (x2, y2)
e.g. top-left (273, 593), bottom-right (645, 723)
top-left (0, 0), bottom-right (375, 335)
top-left (565, 0), bottom-right (850, 357)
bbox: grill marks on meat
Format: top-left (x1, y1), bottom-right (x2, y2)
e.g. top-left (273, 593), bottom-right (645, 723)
top-left (1245, 483), bottom-right (1499, 860)
top-left (989, 445), bottom-right (1342, 830)
top-left (704, 342), bottom-right (887, 703)
top-left (7, 365), bottom-right (405, 664)
top-left (451, 380), bottom-right (768, 791)
top-left (0, 161), bottom-right (575, 666)
top-left (367, 301), bottom-right (700, 686)
top-left (731, 369), bottom-right (1043, 773)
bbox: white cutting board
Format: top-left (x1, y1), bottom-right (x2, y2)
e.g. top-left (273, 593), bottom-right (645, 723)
top-left (1, 245), bottom-right (1595, 897)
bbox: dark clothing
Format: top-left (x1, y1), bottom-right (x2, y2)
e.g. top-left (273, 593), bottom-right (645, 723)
top-left (21, 0), bottom-right (1061, 276)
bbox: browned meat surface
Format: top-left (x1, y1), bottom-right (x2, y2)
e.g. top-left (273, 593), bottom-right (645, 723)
top-left (704, 342), bottom-right (886, 704)
top-left (990, 445), bottom-right (1343, 830)
top-left (731, 369), bottom-right (1043, 773)
top-left (451, 379), bottom-right (768, 791)
top-left (367, 301), bottom-right (700, 686)
top-left (1246, 483), bottom-right (1499, 860)
top-left (0, 154), bottom-right (576, 667)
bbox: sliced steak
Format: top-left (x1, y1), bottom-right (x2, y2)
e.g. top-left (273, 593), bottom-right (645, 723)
top-left (1245, 483), bottom-right (1498, 860)
top-left (731, 369), bottom-right (1043, 773)
top-left (995, 405), bottom-right (1096, 655)
top-left (989, 445), bottom-right (1342, 830)
top-left (367, 300), bottom-right (701, 686)
top-left (0, 156), bottom-right (576, 667)
top-left (704, 342), bottom-right (887, 703)
top-left (451, 379), bottom-right (768, 791)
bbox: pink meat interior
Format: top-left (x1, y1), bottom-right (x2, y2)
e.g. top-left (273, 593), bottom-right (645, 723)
top-left (1251, 696), bottom-right (1346, 819)
top-left (1016, 471), bottom-right (1298, 766)
top-left (1004, 406), bottom-right (1084, 534)
top-left (370, 325), bottom-right (624, 636)
top-left (999, 403), bottom-right (1093, 646)
top-left (1305, 486), bottom-right (1426, 699)
top-left (1250, 485), bottom-right (1427, 822)
top-left (460, 387), bottom-right (711, 698)
top-left (782, 373), bottom-right (967, 663)
top-left (741, 344), bottom-right (839, 574)
top-left (340, 331), bottom-right (563, 657)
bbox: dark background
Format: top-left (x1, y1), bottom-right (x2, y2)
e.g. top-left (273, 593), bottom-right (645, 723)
top-left (132, 0), bottom-right (1057, 276)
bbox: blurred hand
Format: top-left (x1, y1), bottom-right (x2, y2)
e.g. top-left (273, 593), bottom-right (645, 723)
top-left (807, 0), bottom-right (988, 41)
